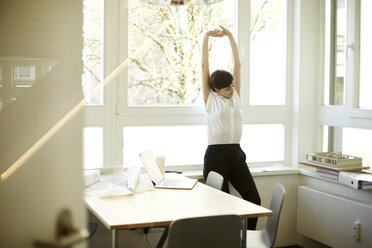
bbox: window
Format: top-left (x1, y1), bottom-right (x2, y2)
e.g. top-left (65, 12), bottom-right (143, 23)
top-left (83, 127), bottom-right (104, 169)
top-left (123, 125), bottom-right (207, 167)
top-left (0, 60), bottom-right (57, 113)
top-left (128, 0), bottom-right (236, 107)
top-left (13, 66), bottom-right (36, 87)
top-left (323, 0), bottom-right (346, 106)
top-left (322, 125), bottom-right (372, 167)
top-left (321, 0), bottom-right (372, 164)
top-left (250, 0), bottom-right (286, 105)
top-left (82, 0), bottom-right (291, 169)
top-left (358, 0), bottom-right (372, 109)
top-left (241, 124), bottom-right (285, 163)
top-left (82, 0), bottom-right (103, 106)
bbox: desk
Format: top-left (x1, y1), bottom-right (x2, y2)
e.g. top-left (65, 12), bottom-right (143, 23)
top-left (85, 180), bottom-right (272, 248)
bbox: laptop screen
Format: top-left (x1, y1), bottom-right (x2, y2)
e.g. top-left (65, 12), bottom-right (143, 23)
top-left (139, 150), bottom-right (164, 184)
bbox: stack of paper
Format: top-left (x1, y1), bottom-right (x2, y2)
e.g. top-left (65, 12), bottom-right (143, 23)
top-left (338, 171), bottom-right (372, 190)
top-left (84, 167), bottom-right (155, 197)
top-left (316, 168), bottom-right (339, 180)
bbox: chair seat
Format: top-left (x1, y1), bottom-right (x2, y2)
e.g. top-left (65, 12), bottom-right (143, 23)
top-left (245, 229), bottom-right (271, 248)
top-left (167, 214), bottom-right (241, 248)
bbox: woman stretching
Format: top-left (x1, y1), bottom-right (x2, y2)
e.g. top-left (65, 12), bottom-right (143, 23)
top-left (201, 25), bottom-right (261, 230)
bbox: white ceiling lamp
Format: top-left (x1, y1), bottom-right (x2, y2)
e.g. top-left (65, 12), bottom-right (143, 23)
top-left (144, 0), bottom-right (224, 7)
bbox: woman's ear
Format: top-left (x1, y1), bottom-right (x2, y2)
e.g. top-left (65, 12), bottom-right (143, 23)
top-left (214, 88), bottom-right (220, 93)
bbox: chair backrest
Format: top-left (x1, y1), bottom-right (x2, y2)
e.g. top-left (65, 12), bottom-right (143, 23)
top-left (265, 183), bottom-right (285, 247)
top-left (167, 214), bottom-right (242, 248)
top-left (205, 171), bottom-right (224, 190)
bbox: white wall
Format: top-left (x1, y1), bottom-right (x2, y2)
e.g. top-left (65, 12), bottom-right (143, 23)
top-left (0, 1), bottom-right (86, 247)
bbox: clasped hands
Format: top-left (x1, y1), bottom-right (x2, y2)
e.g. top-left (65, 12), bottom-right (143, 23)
top-left (207, 25), bottom-right (233, 40)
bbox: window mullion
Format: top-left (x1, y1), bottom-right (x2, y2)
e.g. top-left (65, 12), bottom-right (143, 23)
top-left (345, 0), bottom-right (357, 111)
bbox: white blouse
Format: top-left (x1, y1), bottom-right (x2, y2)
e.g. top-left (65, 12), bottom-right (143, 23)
top-left (205, 90), bottom-right (243, 145)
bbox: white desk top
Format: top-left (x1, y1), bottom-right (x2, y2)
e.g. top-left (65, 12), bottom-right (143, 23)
top-left (85, 180), bottom-right (272, 230)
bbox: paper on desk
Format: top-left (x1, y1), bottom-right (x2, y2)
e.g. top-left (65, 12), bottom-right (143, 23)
top-left (84, 172), bottom-right (154, 197)
top-left (127, 166), bottom-right (141, 192)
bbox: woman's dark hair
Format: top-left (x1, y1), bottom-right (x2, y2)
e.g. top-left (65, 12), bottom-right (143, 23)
top-left (209, 70), bottom-right (234, 92)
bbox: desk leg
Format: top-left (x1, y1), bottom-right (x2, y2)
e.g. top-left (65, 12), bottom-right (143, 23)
top-left (112, 229), bottom-right (118, 248)
top-left (156, 227), bottom-right (169, 248)
top-left (241, 219), bottom-right (247, 248)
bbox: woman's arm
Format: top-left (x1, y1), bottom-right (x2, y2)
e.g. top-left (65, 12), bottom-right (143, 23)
top-left (220, 26), bottom-right (241, 96)
top-left (201, 31), bottom-right (211, 104)
top-left (201, 29), bottom-right (223, 104)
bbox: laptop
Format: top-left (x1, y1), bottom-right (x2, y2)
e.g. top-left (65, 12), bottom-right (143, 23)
top-left (139, 149), bottom-right (197, 190)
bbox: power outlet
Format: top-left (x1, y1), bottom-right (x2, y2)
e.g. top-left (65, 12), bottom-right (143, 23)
top-left (353, 221), bottom-right (361, 241)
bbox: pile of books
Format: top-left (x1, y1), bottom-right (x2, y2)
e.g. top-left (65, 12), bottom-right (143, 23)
top-left (315, 168), bottom-right (339, 180)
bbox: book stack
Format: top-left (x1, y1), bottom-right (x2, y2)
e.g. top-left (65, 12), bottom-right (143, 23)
top-left (316, 168), bottom-right (339, 180)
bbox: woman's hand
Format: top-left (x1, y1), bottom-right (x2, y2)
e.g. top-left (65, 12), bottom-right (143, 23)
top-left (219, 25), bottom-right (233, 39)
top-left (207, 28), bottom-right (224, 38)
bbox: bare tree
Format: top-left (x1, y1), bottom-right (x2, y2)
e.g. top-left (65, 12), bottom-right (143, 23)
top-left (128, 2), bottom-right (233, 105)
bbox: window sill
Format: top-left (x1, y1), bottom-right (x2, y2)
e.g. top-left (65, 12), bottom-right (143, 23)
top-left (183, 164), bottom-right (300, 180)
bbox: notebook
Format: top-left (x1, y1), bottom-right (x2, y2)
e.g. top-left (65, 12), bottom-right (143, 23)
top-left (139, 149), bottom-right (197, 190)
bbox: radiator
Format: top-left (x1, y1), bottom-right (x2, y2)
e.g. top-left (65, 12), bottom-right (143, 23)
top-left (297, 186), bottom-right (372, 248)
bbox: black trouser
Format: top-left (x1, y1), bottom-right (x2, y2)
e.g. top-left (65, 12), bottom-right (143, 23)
top-left (203, 144), bottom-right (261, 230)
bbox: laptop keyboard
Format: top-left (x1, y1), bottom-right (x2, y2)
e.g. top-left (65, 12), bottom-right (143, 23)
top-left (162, 179), bottom-right (181, 186)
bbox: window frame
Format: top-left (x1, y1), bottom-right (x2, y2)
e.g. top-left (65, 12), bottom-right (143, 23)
top-left (320, 0), bottom-right (372, 153)
top-left (83, 0), bottom-right (293, 169)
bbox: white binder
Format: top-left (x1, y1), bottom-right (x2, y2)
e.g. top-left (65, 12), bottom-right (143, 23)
top-left (338, 171), bottom-right (372, 190)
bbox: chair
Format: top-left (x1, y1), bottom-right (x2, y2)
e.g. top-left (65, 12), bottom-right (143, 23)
top-left (166, 214), bottom-right (242, 248)
top-left (87, 222), bottom-right (98, 238)
top-left (246, 183), bottom-right (285, 248)
top-left (205, 171), bottom-right (224, 190)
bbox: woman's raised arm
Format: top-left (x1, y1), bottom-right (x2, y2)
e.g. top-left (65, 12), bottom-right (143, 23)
top-left (201, 29), bottom-right (223, 103)
top-left (220, 26), bottom-right (241, 96)
top-left (201, 31), bottom-right (212, 104)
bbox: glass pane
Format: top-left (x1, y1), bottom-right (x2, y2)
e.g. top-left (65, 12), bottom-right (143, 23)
top-left (334, 0), bottom-right (346, 105)
top-left (0, 60), bottom-right (58, 112)
top-left (83, 127), bottom-right (104, 169)
top-left (342, 127), bottom-right (372, 167)
top-left (128, 0), bottom-right (236, 106)
top-left (82, 0), bottom-right (103, 105)
top-left (324, 0), bottom-right (346, 105)
top-left (322, 125), bottom-right (329, 152)
top-left (250, 0), bottom-right (285, 105)
top-left (359, 0), bottom-right (372, 109)
top-left (123, 126), bottom-right (207, 167)
top-left (323, 0), bottom-right (331, 105)
top-left (241, 124), bottom-right (285, 162)
top-left (13, 66), bottom-right (36, 87)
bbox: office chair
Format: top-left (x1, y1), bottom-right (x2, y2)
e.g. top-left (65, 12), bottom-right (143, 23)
top-left (87, 222), bottom-right (98, 238)
top-left (205, 171), bottom-right (224, 190)
top-left (167, 214), bottom-right (242, 248)
top-left (245, 183), bottom-right (285, 248)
